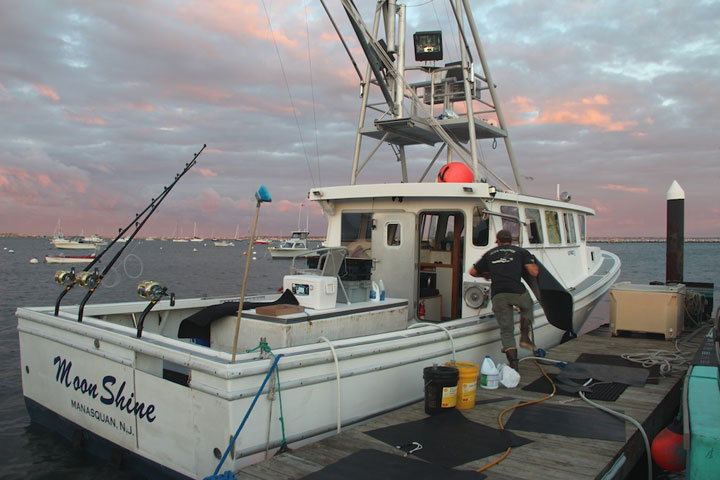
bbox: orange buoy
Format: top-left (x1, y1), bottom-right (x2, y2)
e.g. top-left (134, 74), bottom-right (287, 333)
top-left (437, 162), bottom-right (474, 183)
top-left (651, 419), bottom-right (686, 472)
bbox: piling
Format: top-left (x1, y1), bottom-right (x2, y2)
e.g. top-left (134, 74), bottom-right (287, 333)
top-left (666, 180), bottom-right (685, 283)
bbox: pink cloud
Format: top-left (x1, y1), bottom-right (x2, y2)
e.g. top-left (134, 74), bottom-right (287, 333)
top-left (131, 103), bottom-right (154, 112)
top-left (597, 184), bottom-right (649, 194)
top-left (64, 109), bottom-right (105, 125)
top-left (33, 83), bottom-right (60, 101)
top-left (274, 199), bottom-right (305, 213)
top-left (508, 94), bottom-right (636, 132)
top-left (0, 167), bottom-right (88, 207)
top-left (179, 1), bottom-right (296, 48)
top-left (589, 199), bottom-right (609, 213)
top-left (0, 83), bottom-right (10, 102)
top-left (196, 168), bottom-right (218, 177)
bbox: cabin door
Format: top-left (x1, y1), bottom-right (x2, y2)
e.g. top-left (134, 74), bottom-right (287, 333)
top-left (370, 212), bottom-right (417, 309)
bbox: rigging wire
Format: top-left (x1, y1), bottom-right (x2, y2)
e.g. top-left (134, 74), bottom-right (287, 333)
top-left (304, 1), bottom-right (322, 187)
top-left (260, 0), bottom-right (317, 188)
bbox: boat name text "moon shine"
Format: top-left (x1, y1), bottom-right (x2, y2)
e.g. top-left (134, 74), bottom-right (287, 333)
top-left (53, 356), bottom-right (157, 423)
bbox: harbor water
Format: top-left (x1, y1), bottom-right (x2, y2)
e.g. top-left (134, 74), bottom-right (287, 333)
top-left (0, 237), bottom-right (718, 479)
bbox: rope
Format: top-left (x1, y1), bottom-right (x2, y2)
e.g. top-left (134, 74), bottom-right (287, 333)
top-left (476, 357), bottom-right (558, 473)
top-left (684, 290), bottom-right (706, 325)
top-left (245, 340), bottom-right (290, 451)
top-left (619, 323), bottom-right (708, 376)
top-left (318, 336), bottom-right (342, 433)
top-left (407, 322), bottom-right (456, 362)
top-left (209, 353), bottom-right (284, 478)
top-left (580, 380), bottom-right (652, 480)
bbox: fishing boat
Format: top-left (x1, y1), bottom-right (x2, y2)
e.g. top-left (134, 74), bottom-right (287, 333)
top-left (213, 240), bottom-right (235, 247)
top-left (267, 230), bottom-right (311, 258)
top-left (51, 235), bottom-right (98, 250)
top-left (17, 3), bottom-right (620, 479)
top-left (44, 254), bottom-right (96, 264)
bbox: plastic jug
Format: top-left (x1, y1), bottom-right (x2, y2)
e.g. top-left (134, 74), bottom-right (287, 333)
top-left (369, 281), bottom-right (380, 302)
top-left (480, 355), bottom-right (499, 390)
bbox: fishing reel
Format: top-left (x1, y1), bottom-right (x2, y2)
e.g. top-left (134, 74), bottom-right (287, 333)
top-left (76, 270), bottom-right (100, 289)
top-left (136, 281), bottom-right (175, 339)
top-left (54, 268), bottom-right (76, 286)
top-left (137, 281), bottom-right (166, 302)
top-left (137, 280), bottom-right (175, 306)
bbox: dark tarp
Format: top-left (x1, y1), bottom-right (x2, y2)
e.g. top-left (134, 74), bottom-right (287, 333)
top-left (365, 409), bottom-right (531, 468)
top-left (177, 289), bottom-right (299, 339)
top-left (505, 402), bottom-right (627, 442)
top-left (299, 449), bottom-right (485, 479)
top-left (523, 259), bottom-right (574, 333)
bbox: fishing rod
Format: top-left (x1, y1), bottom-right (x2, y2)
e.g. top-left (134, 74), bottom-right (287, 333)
top-left (52, 144), bottom-right (206, 318)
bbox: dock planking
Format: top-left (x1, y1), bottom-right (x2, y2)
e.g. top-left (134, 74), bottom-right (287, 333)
top-left (237, 324), bottom-right (708, 480)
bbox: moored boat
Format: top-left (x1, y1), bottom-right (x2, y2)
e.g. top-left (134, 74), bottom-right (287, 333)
top-left (213, 240), bottom-right (235, 247)
top-left (267, 230), bottom-right (311, 258)
top-left (51, 236), bottom-right (98, 250)
top-left (44, 254), bottom-right (96, 264)
top-left (17, 3), bottom-right (620, 479)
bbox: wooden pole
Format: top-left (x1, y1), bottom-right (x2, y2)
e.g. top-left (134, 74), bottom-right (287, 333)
top-left (666, 180), bottom-right (685, 284)
top-left (231, 201), bottom-right (262, 363)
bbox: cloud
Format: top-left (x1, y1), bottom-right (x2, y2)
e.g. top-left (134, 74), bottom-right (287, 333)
top-left (597, 184), bottom-right (649, 194)
top-left (196, 168), bottom-right (218, 177)
top-left (63, 109), bottom-right (105, 125)
top-left (509, 94), bottom-right (637, 132)
top-left (33, 83), bottom-right (60, 101)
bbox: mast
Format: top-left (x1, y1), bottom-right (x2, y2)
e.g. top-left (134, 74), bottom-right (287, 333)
top-left (333, 0), bottom-right (517, 191)
top-left (461, 0), bottom-right (524, 193)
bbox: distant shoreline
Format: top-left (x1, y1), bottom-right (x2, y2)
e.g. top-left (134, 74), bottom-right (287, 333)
top-left (2, 233), bottom-right (719, 243)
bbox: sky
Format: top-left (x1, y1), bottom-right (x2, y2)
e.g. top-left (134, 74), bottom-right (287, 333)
top-left (1, 0), bottom-right (718, 239)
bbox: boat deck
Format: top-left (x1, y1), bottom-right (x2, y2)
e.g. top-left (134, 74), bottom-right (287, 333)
top-left (236, 323), bottom-right (708, 479)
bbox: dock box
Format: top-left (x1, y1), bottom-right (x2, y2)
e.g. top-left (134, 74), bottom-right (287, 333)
top-left (609, 283), bottom-right (685, 339)
top-left (283, 275), bottom-right (337, 310)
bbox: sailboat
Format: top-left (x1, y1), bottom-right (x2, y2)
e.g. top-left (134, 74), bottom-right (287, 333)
top-left (17, 2), bottom-right (620, 479)
top-left (190, 222), bottom-right (204, 242)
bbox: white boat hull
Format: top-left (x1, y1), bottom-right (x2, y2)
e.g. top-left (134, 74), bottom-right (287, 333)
top-left (44, 255), bottom-right (95, 264)
top-left (268, 247), bottom-right (311, 258)
top-left (17, 251), bottom-right (619, 479)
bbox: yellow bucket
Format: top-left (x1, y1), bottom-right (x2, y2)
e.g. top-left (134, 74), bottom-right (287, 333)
top-left (446, 361), bottom-right (479, 409)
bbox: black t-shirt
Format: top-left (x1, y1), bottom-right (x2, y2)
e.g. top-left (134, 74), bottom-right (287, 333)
top-left (474, 245), bottom-right (535, 297)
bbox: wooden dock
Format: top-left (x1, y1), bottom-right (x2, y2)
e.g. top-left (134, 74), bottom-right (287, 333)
top-left (236, 324), bottom-right (708, 480)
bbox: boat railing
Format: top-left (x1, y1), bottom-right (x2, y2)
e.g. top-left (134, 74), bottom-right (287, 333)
top-left (289, 246), bottom-right (352, 304)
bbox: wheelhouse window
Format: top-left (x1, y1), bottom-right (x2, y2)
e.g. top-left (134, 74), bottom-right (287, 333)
top-left (386, 222), bottom-right (401, 246)
top-left (563, 213), bottom-right (577, 244)
top-left (525, 208), bottom-right (543, 244)
top-left (500, 205), bottom-right (520, 243)
top-left (421, 212), bottom-right (462, 251)
top-left (342, 212), bottom-right (372, 257)
top-left (578, 214), bottom-right (586, 242)
top-left (545, 210), bottom-right (562, 244)
top-left (471, 207), bottom-right (489, 246)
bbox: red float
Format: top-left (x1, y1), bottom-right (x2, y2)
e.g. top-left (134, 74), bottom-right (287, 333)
top-left (651, 419), bottom-right (686, 472)
top-left (437, 162), bottom-right (474, 183)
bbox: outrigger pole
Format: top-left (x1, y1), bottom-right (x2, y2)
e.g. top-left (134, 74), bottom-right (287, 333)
top-left (52, 145), bottom-right (206, 318)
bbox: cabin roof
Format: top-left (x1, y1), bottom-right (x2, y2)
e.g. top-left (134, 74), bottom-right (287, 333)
top-left (308, 183), bottom-right (595, 215)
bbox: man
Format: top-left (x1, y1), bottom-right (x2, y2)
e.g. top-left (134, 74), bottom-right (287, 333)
top-left (469, 229), bottom-right (539, 371)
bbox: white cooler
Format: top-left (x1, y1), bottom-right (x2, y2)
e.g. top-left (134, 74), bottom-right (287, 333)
top-left (283, 275), bottom-right (338, 309)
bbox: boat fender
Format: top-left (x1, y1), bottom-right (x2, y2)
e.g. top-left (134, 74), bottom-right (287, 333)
top-left (650, 418), bottom-right (686, 472)
top-left (437, 162), bottom-right (474, 183)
